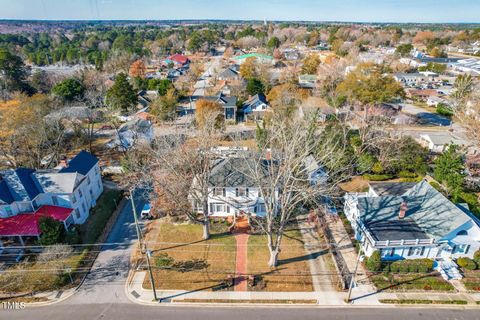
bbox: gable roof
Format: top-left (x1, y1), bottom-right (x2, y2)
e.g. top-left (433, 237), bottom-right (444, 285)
top-left (168, 54), bottom-right (189, 65)
top-left (243, 93), bottom-right (267, 107)
top-left (191, 94), bottom-right (237, 108)
top-left (218, 67), bottom-right (240, 79)
top-left (234, 53), bottom-right (273, 61)
top-left (59, 150), bottom-right (99, 176)
top-left (0, 170), bottom-right (33, 202)
top-left (358, 180), bottom-right (472, 241)
top-left (33, 172), bottom-right (81, 194)
top-left (208, 157), bottom-right (273, 188)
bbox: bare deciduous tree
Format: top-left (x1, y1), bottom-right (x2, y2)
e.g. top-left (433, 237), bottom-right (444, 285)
top-left (237, 112), bottom-right (355, 267)
top-left (123, 110), bottom-right (224, 240)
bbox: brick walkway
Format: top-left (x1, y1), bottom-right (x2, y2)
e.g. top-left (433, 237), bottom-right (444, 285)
top-left (233, 233), bottom-right (249, 291)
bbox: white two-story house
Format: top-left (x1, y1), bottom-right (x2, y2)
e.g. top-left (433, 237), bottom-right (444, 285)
top-left (190, 157), bottom-right (275, 218)
top-left (344, 180), bottom-right (480, 261)
top-left (0, 151), bottom-right (103, 247)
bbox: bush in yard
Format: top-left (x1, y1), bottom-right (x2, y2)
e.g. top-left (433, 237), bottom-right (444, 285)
top-left (364, 174), bottom-right (394, 181)
top-left (398, 171), bottom-right (418, 179)
top-left (456, 257), bottom-right (477, 270)
top-left (155, 253), bottom-right (174, 268)
top-left (474, 250), bottom-right (480, 265)
top-left (65, 227), bottom-right (82, 245)
top-left (366, 251), bottom-right (382, 272)
top-left (436, 103), bottom-right (454, 117)
top-left (38, 217), bottom-right (65, 245)
top-left (388, 259), bottom-right (434, 273)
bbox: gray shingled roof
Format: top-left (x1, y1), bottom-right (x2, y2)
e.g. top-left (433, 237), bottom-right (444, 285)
top-left (358, 180), bottom-right (471, 241)
top-left (33, 172), bottom-right (82, 194)
top-left (218, 67), bottom-right (240, 79)
top-left (208, 157), bottom-right (273, 188)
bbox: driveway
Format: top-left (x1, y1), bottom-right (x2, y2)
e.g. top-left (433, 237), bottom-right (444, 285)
top-left (401, 103), bottom-right (451, 126)
top-left (64, 190), bottom-right (145, 305)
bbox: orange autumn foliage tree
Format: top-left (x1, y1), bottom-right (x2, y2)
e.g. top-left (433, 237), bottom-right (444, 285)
top-left (129, 60), bottom-right (146, 78)
top-left (195, 99), bottom-right (224, 130)
top-left (0, 94), bottom-right (65, 168)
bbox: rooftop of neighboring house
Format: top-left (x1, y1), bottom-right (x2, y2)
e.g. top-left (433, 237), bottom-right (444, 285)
top-left (218, 67), bottom-right (240, 79)
top-left (167, 54), bottom-right (190, 65)
top-left (298, 74), bottom-right (318, 82)
top-left (0, 205), bottom-right (74, 237)
top-left (59, 150), bottom-right (99, 176)
top-left (0, 151), bottom-right (99, 205)
top-left (188, 93), bottom-right (238, 108)
top-left (234, 53), bottom-right (273, 61)
top-left (420, 133), bottom-right (467, 146)
top-left (243, 93), bottom-right (268, 107)
top-left (394, 72), bottom-right (427, 79)
top-left (357, 180), bottom-right (473, 241)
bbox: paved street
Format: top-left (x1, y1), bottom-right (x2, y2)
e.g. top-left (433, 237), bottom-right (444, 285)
top-left (3, 303), bottom-right (480, 320)
top-left (65, 190), bottom-right (145, 305)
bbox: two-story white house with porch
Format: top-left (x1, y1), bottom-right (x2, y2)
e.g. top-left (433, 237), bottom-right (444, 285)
top-left (344, 180), bottom-right (480, 261)
top-left (190, 157), bottom-right (276, 218)
top-left (0, 151), bottom-right (103, 247)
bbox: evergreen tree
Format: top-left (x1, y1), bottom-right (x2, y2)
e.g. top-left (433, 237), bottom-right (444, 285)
top-left (105, 73), bottom-right (137, 114)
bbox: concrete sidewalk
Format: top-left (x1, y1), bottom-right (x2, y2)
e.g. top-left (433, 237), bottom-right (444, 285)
top-left (296, 215), bottom-right (344, 305)
top-left (127, 270), bottom-right (480, 306)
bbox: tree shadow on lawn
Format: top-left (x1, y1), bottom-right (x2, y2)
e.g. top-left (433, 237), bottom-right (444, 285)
top-left (283, 232), bottom-right (307, 245)
top-left (277, 249), bottom-right (329, 266)
top-left (152, 231), bottom-right (234, 253)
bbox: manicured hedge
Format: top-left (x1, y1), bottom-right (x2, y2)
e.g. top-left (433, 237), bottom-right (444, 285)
top-left (387, 259), bottom-right (434, 274)
top-left (457, 257), bottom-right (478, 270)
top-left (364, 174), bottom-right (394, 181)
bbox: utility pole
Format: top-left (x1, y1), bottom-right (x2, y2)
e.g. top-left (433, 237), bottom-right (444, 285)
top-left (130, 188), bottom-right (143, 251)
top-left (145, 249), bottom-right (158, 302)
top-left (130, 187), bottom-right (158, 302)
top-left (346, 246), bottom-right (363, 303)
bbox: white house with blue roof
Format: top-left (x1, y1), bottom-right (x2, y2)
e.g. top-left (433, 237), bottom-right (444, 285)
top-left (344, 180), bottom-right (480, 261)
top-left (0, 151), bottom-right (103, 225)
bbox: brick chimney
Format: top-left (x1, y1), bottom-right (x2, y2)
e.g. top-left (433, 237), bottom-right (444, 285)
top-left (399, 201), bottom-right (408, 219)
top-left (59, 156), bottom-right (68, 168)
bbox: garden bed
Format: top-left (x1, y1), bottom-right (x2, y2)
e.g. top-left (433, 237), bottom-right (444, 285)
top-left (370, 273), bottom-right (455, 292)
top-left (379, 299), bottom-right (467, 305)
top-left (462, 270), bottom-right (480, 292)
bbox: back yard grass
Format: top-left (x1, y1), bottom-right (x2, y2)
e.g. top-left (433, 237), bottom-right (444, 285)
top-left (143, 221), bottom-right (236, 291)
top-left (247, 229), bottom-right (313, 292)
top-left (370, 273), bottom-right (455, 292)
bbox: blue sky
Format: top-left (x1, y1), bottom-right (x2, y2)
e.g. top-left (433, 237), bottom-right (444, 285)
top-left (1, 0), bottom-right (479, 23)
